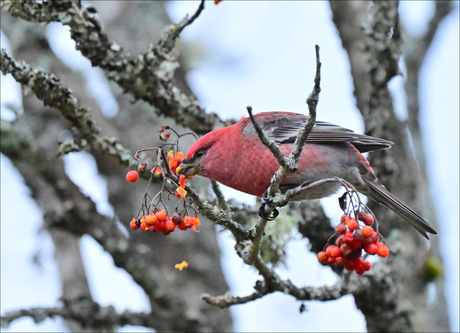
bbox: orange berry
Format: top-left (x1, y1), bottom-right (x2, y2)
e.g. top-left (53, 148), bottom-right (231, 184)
top-left (335, 256), bottom-right (345, 266)
top-left (156, 221), bottom-right (165, 231)
top-left (335, 223), bottom-right (347, 234)
top-left (362, 261), bottom-right (372, 271)
top-left (346, 218), bottom-right (359, 231)
top-left (317, 251), bottom-right (328, 263)
top-left (371, 231), bottom-right (379, 243)
top-left (155, 210), bottom-right (168, 221)
top-left (326, 245), bottom-right (341, 257)
top-left (129, 218), bottom-right (139, 230)
top-left (192, 217), bottom-right (201, 226)
top-left (174, 152), bottom-right (184, 163)
top-left (377, 244), bottom-right (390, 258)
top-left (340, 214), bottom-right (350, 224)
top-left (126, 170), bottom-right (139, 182)
top-left (169, 158), bottom-right (179, 174)
top-left (364, 243), bottom-right (379, 255)
top-left (327, 257), bottom-right (336, 265)
top-left (140, 221), bottom-right (149, 231)
top-left (362, 226), bottom-right (373, 237)
top-left (164, 220), bottom-right (176, 233)
top-left (343, 232), bottom-right (354, 243)
top-left (151, 167), bottom-right (162, 175)
top-left (183, 216), bottom-right (194, 228)
top-left (358, 211), bottom-right (374, 226)
top-left (144, 214), bottom-right (157, 226)
top-left (192, 217), bottom-right (201, 232)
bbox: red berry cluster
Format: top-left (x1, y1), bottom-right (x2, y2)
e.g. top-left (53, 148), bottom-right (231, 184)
top-left (130, 210), bottom-right (201, 235)
top-left (317, 211), bottom-right (389, 275)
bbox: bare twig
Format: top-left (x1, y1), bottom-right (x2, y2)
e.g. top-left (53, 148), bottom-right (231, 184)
top-left (265, 45), bottom-right (321, 198)
top-left (290, 44), bottom-right (321, 161)
top-left (246, 106), bottom-right (291, 170)
top-left (243, 46), bottom-right (322, 264)
top-left (169, 0), bottom-right (206, 40)
top-left (211, 180), bottom-right (231, 212)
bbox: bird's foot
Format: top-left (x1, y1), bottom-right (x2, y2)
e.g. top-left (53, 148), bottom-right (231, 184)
top-left (258, 203), bottom-right (279, 221)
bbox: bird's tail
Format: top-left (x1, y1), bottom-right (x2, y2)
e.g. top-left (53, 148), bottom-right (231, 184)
top-left (363, 178), bottom-right (437, 239)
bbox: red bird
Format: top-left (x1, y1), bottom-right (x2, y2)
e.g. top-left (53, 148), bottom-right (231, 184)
top-left (177, 111), bottom-right (437, 239)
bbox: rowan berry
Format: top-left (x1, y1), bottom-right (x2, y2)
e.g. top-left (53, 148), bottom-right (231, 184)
top-left (340, 244), bottom-right (352, 256)
top-left (355, 265), bottom-right (366, 275)
top-left (317, 251), bottom-right (328, 264)
top-left (358, 211), bottom-right (374, 226)
top-left (126, 170), bottom-right (139, 182)
top-left (144, 214), bottom-right (157, 226)
top-left (156, 210), bottom-right (168, 221)
top-left (164, 220), bottom-right (176, 233)
top-left (364, 243), bottom-right (379, 255)
top-left (377, 243), bottom-right (390, 258)
top-left (340, 214), bottom-right (350, 224)
top-left (130, 218), bottom-right (139, 230)
top-left (362, 226), bottom-right (373, 238)
top-left (183, 216), bottom-right (194, 228)
top-left (361, 261), bottom-right (372, 271)
top-left (335, 223), bottom-right (347, 234)
top-left (342, 232), bottom-right (354, 243)
top-left (192, 217), bottom-right (201, 232)
top-left (137, 162), bottom-right (147, 174)
top-left (346, 218), bottom-right (359, 231)
top-left (326, 245), bottom-right (341, 257)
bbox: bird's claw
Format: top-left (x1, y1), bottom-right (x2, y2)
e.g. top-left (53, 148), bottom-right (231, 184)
top-left (258, 203), bottom-right (279, 221)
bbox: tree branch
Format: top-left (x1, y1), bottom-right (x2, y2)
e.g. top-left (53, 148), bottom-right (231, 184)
top-left (2, 0), bottom-right (228, 134)
top-left (1, 301), bottom-right (159, 330)
top-left (0, 49), bottom-right (131, 163)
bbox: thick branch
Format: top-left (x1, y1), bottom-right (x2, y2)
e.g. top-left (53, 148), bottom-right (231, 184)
top-left (3, 0), bottom-right (228, 134)
top-left (0, 49), bottom-right (131, 163)
top-left (1, 301), bottom-right (158, 330)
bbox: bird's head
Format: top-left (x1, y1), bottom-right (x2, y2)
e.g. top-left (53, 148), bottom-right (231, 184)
top-left (176, 129), bottom-right (221, 179)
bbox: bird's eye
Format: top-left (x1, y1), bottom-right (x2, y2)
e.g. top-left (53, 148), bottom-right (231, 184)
top-left (195, 149), bottom-right (206, 158)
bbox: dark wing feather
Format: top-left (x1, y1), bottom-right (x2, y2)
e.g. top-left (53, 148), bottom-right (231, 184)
top-left (250, 112), bottom-right (393, 153)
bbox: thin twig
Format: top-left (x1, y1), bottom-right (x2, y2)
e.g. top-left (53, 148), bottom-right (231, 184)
top-left (246, 106), bottom-right (289, 169)
top-left (170, 0), bottom-right (206, 39)
top-left (290, 44), bottom-right (321, 161)
top-left (211, 180), bottom-right (230, 212)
